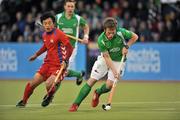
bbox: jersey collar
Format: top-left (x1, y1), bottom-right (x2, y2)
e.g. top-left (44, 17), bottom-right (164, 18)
top-left (63, 12), bottom-right (75, 20)
top-left (103, 32), bottom-right (117, 42)
top-left (46, 28), bottom-right (56, 35)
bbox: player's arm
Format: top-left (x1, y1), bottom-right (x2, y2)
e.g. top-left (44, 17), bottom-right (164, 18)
top-left (126, 32), bottom-right (138, 48)
top-left (29, 44), bottom-right (47, 61)
top-left (80, 17), bottom-right (89, 44)
top-left (102, 52), bottom-right (118, 79)
top-left (120, 28), bottom-right (138, 55)
top-left (81, 23), bottom-right (89, 44)
top-left (57, 29), bottom-right (73, 61)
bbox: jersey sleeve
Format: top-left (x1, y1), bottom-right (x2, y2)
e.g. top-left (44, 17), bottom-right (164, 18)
top-left (79, 16), bottom-right (87, 27)
top-left (118, 28), bottom-right (133, 40)
top-left (97, 36), bottom-right (108, 53)
top-left (36, 33), bottom-right (47, 56)
top-left (36, 44), bottom-right (47, 56)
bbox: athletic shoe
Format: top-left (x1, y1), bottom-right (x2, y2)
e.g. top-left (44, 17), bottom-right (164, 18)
top-left (91, 90), bottom-right (100, 107)
top-left (16, 100), bottom-right (26, 107)
top-left (41, 94), bottom-right (54, 107)
top-left (76, 71), bottom-right (85, 86)
top-left (69, 103), bottom-right (79, 112)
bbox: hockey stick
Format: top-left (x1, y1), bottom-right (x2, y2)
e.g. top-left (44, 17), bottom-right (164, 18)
top-left (35, 20), bottom-right (84, 42)
top-left (102, 55), bottom-right (125, 110)
top-left (48, 62), bottom-right (66, 95)
top-left (66, 34), bottom-right (84, 43)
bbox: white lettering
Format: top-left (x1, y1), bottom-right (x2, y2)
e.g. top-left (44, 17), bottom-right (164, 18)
top-left (127, 48), bottom-right (161, 73)
top-left (0, 48), bottom-right (18, 72)
top-left (62, 28), bottom-right (73, 34)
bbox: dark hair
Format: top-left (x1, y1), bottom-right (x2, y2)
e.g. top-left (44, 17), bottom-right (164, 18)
top-left (64, 0), bottom-right (76, 4)
top-left (103, 17), bottom-right (117, 29)
top-left (40, 11), bottom-right (55, 23)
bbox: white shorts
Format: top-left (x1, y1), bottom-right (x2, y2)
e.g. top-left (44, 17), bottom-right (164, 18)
top-left (107, 61), bottom-right (125, 81)
top-left (90, 56), bottom-right (126, 81)
top-left (67, 47), bottom-right (77, 70)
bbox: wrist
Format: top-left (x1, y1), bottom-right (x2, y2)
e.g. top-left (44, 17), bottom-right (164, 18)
top-left (124, 45), bottom-right (129, 49)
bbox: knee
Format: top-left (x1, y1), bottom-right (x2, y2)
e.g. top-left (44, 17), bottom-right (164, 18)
top-left (87, 78), bottom-right (97, 87)
top-left (106, 80), bottom-right (113, 89)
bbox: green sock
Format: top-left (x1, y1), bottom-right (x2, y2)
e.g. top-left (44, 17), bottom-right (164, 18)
top-left (74, 83), bottom-right (91, 105)
top-left (67, 69), bottom-right (81, 78)
top-left (96, 83), bottom-right (111, 96)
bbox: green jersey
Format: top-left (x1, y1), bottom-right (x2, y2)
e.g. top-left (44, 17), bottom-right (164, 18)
top-left (98, 28), bottom-right (133, 61)
top-left (56, 12), bottom-right (87, 47)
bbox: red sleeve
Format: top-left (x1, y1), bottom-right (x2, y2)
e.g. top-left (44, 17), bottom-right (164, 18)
top-left (36, 33), bottom-right (47, 56)
top-left (57, 29), bottom-right (73, 60)
top-left (36, 43), bottom-right (47, 56)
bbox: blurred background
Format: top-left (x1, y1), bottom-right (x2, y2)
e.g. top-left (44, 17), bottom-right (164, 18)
top-left (0, 0), bottom-right (180, 80)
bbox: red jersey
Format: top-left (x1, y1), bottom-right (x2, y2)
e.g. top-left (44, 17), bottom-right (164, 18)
top-left (36, 28), bottom-right (73, 66)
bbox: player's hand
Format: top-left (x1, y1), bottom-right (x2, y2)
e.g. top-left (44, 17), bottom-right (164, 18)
top-left (112, 70), bottom-right (119, 79)
top-left (81, 39), bottom-right (88, 44)
top-left (28, 54), bottom-right (38, 61)
top-left (81, 35), bottom-right (89, 44)
top-left (62, 60), bottom-right (69, 69)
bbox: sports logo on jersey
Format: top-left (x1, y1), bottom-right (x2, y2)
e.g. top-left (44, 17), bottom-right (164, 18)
top-left (62, 28), bottom-right (73, 34)
top-left (57, 22), bottom-right (64, 25)
top-left (110, 47), bottom-right (120, 52)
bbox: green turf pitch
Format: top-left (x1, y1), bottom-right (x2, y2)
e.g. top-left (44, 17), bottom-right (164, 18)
top-left (0, 80), bottom-right (180, 120)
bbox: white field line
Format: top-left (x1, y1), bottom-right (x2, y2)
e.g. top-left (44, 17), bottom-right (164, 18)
top-left (0, 101), bottom-right (180, 107)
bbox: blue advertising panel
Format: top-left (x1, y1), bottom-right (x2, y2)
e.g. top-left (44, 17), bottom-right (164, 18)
top-left (0, 43), bottom-right (180, 80)
top-left (0, 43), bottom-right (86, 79)
top-left (124, 43), bottom-right (180, 80)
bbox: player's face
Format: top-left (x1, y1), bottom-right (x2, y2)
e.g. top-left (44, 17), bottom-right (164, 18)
top-left (42, 18), bottom-right (55, 32)
top-left (105, 27), bottom-right (116, 40)
top-left (64, 2), bottom-right (75, 15)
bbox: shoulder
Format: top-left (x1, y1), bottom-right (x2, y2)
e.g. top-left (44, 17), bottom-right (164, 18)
top-left (74, 13), bottom-right (80, 18)
top-left (74, 14), bottom-right (81, 20)
top-left (56, 13), bottom-right (63, 17)
top-left (117, 27), bottom-right (132, 36)
top-left (42, 32), bottom-right (46, 38)
top-left (56, 13), bottom-right (63, 20)
top-left (117, 27), bottom-right (131, 33)
top-left (97, 33), bottom-right (105, 45)
top-left (117, 27), bottom-right (126, 32)
top-left (74, 14), bottom-right (85, 21)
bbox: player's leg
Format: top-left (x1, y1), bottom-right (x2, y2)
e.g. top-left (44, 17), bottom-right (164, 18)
top-left (41, 75), bottom-right (58, 107)
top-left (41, 68), bottom-right (66, 107)
top-left (67, 48), bottom-right (85, 85)
top-left (92, 61), bottom-right (126, 108)
top-left (91, 80), bottom-right (112, 108)
top-left (16, 73), bottom-right (44, 107)
top-left (66, 69), bottom-right (85, 85)
top-left (69, 56), bottom-right (108, 112)
top-left (69, 78), bottom-right (96, 112)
